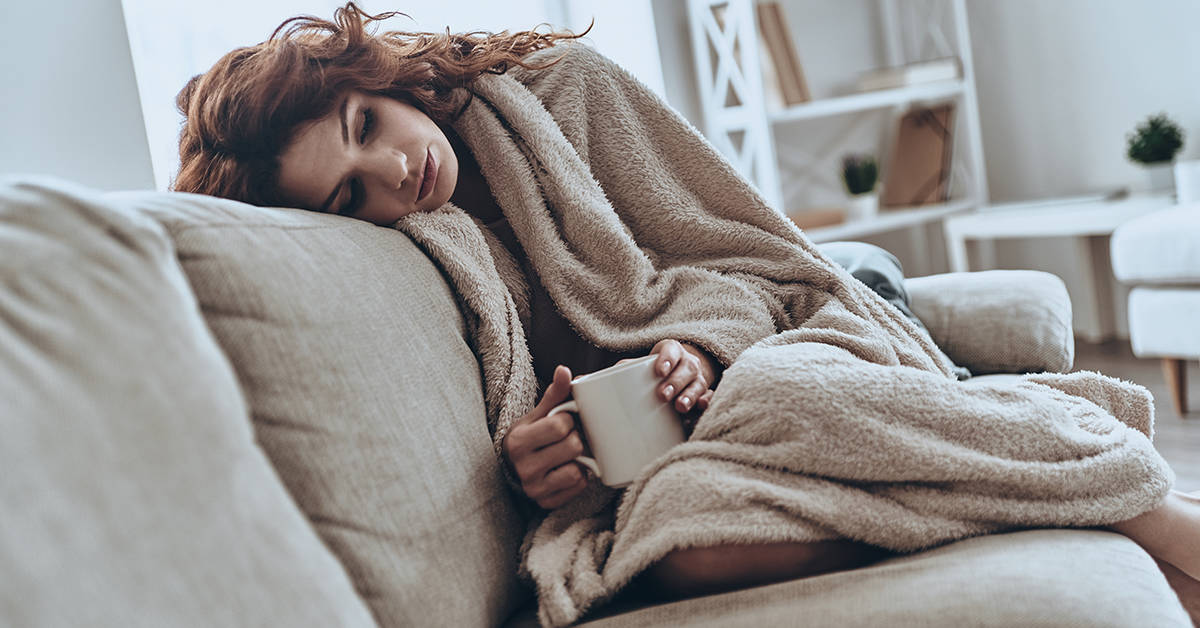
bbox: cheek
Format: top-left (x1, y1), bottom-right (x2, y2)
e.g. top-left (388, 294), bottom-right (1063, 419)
top-left (437, 150), bottom-right (460, 203)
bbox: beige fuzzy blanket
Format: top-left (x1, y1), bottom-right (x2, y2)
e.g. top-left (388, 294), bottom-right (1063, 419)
top-left (395, 45), bottom-right (1174, 627)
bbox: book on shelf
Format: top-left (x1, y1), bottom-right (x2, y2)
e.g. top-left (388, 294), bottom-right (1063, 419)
top-left (754, 2), bottom-right (811, 106)
top-left (786, 207), bottom-right (845, 231)
top-left (881, 103), bottom-right (956, 208)
top-left (856, 57), bottom-right (961, 92)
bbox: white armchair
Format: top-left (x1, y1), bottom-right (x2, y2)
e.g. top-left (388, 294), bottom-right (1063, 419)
top-left (1111, 202), bottom-right (1200, 416)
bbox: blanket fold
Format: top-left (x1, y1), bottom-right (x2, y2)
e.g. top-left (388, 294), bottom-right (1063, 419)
top-left (396, 44), bottom-right (1173, 628)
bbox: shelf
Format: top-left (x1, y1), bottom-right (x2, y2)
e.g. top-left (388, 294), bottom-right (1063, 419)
top-left (686, 0), bottom-right (988, 222)
top-left (768, 80), bottom-right (965, 124)
top-left (800, 198), bottom-right (975, 243)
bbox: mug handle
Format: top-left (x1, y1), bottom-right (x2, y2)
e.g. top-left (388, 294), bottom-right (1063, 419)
top-left (547, 400), bottom-right (602, 478)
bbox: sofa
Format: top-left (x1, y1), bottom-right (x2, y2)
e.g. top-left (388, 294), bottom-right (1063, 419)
top-left (2, 177), bottom-right (1191, 627)
top-left (1111, 201), bottom-right (1200, 416)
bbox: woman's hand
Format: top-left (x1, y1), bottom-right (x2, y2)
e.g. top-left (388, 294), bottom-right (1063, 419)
top-left (501, 365), bottom-right (589, 510)
top-left (649, 339), bottom-right (720, 413)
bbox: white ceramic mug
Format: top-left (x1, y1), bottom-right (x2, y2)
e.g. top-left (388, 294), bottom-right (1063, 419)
top-left (548, 355), bottom-right (685, 488)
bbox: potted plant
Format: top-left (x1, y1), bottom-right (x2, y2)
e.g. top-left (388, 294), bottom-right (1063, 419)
top-left (1126, 113), bottom-right (1185, 191)
top-left (841, 153), bottom-right (879, 220)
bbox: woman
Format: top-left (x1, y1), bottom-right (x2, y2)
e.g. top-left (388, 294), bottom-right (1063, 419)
top-left (174, 3), bottom-right (1199, 620)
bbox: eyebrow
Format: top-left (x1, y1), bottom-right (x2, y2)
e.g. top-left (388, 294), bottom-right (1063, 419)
top-left (317, 97), bottom-right (352, 213)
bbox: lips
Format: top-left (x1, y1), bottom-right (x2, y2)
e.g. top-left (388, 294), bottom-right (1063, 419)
top-left (417, 149), bottom-right (437, 202)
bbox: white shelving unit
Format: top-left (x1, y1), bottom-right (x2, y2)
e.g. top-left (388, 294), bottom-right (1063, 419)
top-left (686, 0), bottom-right (989, 243)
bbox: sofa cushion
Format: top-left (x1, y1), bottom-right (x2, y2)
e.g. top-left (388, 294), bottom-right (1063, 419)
top-left (905, 270), bottom-right (1075, 374)
top-left (121, 190), bottom-right (529, 627)
top-left (1111, 204), bottom-right (1200, 284)
top-left (0, 178), bottom-right (375, 627)
top-left (1127, 286), bottom-right (1200, 358)
top-left (503, 530), bottom-right (1188, 627)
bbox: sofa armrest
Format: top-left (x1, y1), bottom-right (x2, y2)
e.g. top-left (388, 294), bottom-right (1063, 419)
top-left (905, 270), bottom-right (1075, 374)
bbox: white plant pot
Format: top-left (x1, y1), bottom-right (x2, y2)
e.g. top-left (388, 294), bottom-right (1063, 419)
top-left (1174, 159), bottom-right (1200, 203)
top-left (845, 193), bottom-right (878, 222)
top-left (1145, 162), bottom-right (1175, 192)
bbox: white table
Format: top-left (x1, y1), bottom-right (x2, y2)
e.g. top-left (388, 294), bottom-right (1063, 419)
top-left (943, 193), bottom-right (1175, 272)
top-left (942, 192), bottom-right (1176, 340)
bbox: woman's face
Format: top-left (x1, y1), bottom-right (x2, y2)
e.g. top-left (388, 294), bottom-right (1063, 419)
top-left (277, 92), bottom-right (459, 225)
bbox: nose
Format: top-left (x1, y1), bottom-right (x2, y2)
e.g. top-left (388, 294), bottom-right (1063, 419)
top-left (364, 148), bottom-right (408, 191)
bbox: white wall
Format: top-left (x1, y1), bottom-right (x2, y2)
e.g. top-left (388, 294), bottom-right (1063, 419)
top-left (0, 0), bottom-right (155, 190)
top-left (121, 0), bottom-right (561, 190)
top-left (118, 0), bottom-right (663, 189)
top-left (969, 0), bottom-right (1200, 202)
top-left (562, 0), bottom-right (666, 96)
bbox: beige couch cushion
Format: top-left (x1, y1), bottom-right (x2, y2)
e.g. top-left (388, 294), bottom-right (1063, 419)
top-left (906, 270), bottom-right (1075, 374)
top-left (123, 190), bottom-right (529, 627)
top-left (0, 178), bottom-right (376, 627)
top-left (504, 530), bottom-right (1187, 627)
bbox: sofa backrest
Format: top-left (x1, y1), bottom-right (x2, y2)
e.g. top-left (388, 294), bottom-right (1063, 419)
top-left (0, 178), bottom-right (376, 627)
top-left (119, 188), bottom-right (530, 626)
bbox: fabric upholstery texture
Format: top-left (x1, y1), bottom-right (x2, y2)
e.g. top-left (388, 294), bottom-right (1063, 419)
top-left (1111, 203), bottom-right (1200, 283)
top-left (558, 530), bottom-right (1189, 627)
top-left (1127, 287), bottom-right (1200, 357)
top-left (120, 190), bottom-right (531, 627)
top-left (0, 178), bottom-right (376, 628)
top-left (905, 270), bottom-right (1075, 374)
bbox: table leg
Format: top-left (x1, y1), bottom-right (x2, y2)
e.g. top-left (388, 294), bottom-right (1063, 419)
top-left (943, 219), bottom-right (970, 273)
top-left (906, 225), bottom-right (929, 277)
top-left (1162, 358), bottom-right (1188, 416)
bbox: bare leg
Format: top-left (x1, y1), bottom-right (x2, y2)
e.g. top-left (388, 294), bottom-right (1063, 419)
top-left (644, 540), bottom-right (890, 600)
top-left (1107, 490), bottom-right (1200, 579)
top-left (1108, 490), bottom-right (1200, 619)
top-left (645, 493), bottom-right (1199, 606)
top-left (1156, 558), bottom-right (1200, 625)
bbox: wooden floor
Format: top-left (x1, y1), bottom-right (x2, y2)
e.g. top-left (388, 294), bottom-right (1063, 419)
top-left (1072, 340), bottom-right (1199, 489)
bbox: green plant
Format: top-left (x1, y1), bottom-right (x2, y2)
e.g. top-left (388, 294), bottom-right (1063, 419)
top-left (841, 154), bottom-right (878, 195)
top-left (1126, 113), bottom-right (1185, 164)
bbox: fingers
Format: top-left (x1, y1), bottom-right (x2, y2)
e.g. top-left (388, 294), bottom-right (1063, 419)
top-left (650, 339), bottom-right (718, 413)
top-left (658, 351), bottom-right (704, 407)
top-left (498, 363), bottom-right (592, 510)
top-left (505, 409), bottom-right (577, 459)
top-left (533, 464), bottom-right (589, 509)
top-left (674, 376), bottom-right (708, 413)
top-left (527, 462), bottom-right (588, 507)
top-left (697, 389), bottom-right (715, 411)
top-left (651, 339), bottom-right (684, 378)
top-left (511, 428), bottom-right (586, 485)
top-left (531, 365), bottom-right (573, 418)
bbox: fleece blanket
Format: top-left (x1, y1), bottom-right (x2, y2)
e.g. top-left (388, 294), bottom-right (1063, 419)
top-left (394, 44), bottom-right (1174, 627)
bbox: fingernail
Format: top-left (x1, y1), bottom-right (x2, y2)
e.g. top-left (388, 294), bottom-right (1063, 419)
top-left (660, 361), bottom-right (671, 375)
top-left (681, 396), bottom-right (691, 408)
top-left (663, 385), bottom-right (674, 397)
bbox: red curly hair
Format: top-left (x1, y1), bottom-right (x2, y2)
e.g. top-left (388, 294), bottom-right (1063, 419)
top-left (173, 3), bottom-right (584, 206)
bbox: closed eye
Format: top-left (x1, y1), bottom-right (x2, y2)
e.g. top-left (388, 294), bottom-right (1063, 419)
top-left (359, 108), bottom-right (375, 144)
top-left (338, 178), bottom-right (365, 217)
